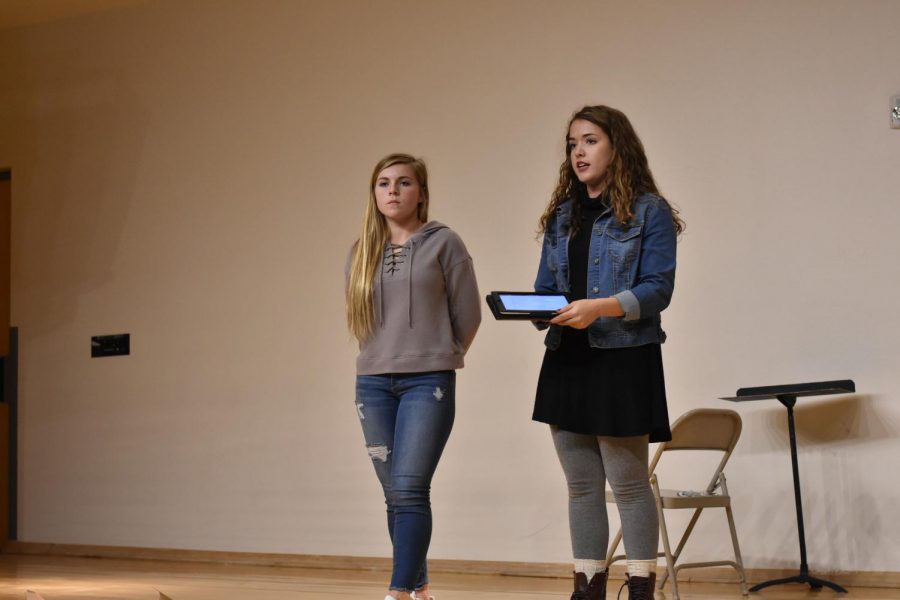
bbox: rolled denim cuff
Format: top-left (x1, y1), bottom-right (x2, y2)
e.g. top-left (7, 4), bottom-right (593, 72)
top-left (614, 290), bottom-right (640, 321)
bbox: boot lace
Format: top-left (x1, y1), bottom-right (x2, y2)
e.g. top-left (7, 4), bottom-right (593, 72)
top-left (617, 575), bottom-right (653, 599)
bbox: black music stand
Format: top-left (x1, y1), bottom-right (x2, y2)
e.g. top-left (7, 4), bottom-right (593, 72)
top-left (722, 379), bottom-right (855, 593)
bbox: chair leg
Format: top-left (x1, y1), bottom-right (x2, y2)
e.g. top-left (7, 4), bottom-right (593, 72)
top-left (660, 506), bottom-right (703, 588)
top-left (652, 476), bottom-right (679, 600)
top-left (606, 527), bottom-right (623, 567)
top-left (725, 504), bottom-right (749, 596)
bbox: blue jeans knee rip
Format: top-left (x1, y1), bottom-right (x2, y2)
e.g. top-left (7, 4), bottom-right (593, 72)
top-left (367, 444), bottom-right (390, 462)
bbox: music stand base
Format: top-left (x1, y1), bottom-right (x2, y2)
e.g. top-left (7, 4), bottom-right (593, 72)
top-left (750, 572), bottom-right (847, 593)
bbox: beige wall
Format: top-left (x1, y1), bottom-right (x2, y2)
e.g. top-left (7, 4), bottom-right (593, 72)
top-left (1, 0), bottom-right (899, 572)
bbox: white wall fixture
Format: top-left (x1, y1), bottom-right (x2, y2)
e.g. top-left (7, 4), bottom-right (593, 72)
top-left (892, 95), bottom-right (900, 129)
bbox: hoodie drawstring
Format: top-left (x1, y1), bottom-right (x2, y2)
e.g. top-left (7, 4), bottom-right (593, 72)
top-left (406, 242), bottom-right (415, 327)
top-left (377, 254), bottom-right (385, 327)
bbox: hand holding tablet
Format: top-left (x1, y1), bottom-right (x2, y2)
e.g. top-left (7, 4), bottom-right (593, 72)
top-left (485, 291), bottom-right (569, 320)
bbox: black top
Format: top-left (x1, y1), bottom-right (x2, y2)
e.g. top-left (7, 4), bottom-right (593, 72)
top-left (569, 193), bottom-right (610, 301)
top-left (559, 193), bottom-right (609, 350)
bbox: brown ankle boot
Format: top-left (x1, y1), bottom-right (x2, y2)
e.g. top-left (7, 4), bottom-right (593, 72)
top-left (623, 572), bottom-right (656, 600)
top-left (571, 572), bottom-right (589, 600)
top-left (586, 570), bottom-right (607, 599)
top-left (570, 571), bottom-right (607, 600)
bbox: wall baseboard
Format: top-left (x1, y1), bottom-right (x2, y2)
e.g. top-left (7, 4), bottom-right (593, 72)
top-left (3, 540), bottom-right (898, 589)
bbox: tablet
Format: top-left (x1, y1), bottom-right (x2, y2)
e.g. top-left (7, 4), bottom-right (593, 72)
top-left (486, 291), bottom-right (569, 320)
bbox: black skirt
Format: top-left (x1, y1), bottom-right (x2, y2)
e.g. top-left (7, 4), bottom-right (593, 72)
top-left (533, 327), bottom-right (672, 442)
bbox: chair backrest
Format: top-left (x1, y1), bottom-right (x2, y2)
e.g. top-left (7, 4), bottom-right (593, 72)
top-left (648, 408), bottom-right (742, 494)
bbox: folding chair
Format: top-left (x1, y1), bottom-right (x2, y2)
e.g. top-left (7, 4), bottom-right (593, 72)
top-left (605, 408), bottom-right (749, 600)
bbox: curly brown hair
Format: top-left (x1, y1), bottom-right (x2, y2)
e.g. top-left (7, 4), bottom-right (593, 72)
top-left (539, 105), bottom-right (684, 237)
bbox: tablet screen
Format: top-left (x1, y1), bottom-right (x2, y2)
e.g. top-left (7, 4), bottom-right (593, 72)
top-left (498, 293), bottom-right (568, 312)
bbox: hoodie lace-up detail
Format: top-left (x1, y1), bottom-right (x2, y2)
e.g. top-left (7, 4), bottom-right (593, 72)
top-left (383, 244), bottom-right (408, 277)
top-left (381, 242), bottom-right (415, 326)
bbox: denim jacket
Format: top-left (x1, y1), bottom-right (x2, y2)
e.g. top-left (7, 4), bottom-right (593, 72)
top-left (534, 193), bottom-right (677, 349)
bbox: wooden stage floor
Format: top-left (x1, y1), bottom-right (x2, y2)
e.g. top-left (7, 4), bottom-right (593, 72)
top-left (1, 554), bottom-right (897, 599)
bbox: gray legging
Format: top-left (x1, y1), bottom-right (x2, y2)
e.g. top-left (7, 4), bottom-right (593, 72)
top-left (551, 427), bottom-right (658, 561)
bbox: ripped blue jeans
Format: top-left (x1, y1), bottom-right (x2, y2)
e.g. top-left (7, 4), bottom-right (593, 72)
top-left (355, 371), bottom-right (456, 593)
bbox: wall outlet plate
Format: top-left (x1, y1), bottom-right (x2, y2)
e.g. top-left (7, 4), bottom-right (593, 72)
top-left (92, 333), bottom-right (130, 357)
top-left (892, 95), bottom-right (900, 129)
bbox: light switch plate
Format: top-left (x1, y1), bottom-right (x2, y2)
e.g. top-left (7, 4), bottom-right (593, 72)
top-left (892, 95), bottom-right (900, 129)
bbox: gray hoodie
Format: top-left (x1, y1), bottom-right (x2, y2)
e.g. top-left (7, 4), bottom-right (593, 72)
top-left (348, 221), bottom-right (481, 375)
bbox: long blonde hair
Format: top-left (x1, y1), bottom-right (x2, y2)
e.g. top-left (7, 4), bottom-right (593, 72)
top-left (539, 105), bottom-right (685, 237)
top-left (346, 153), bottom-right (430, 341)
